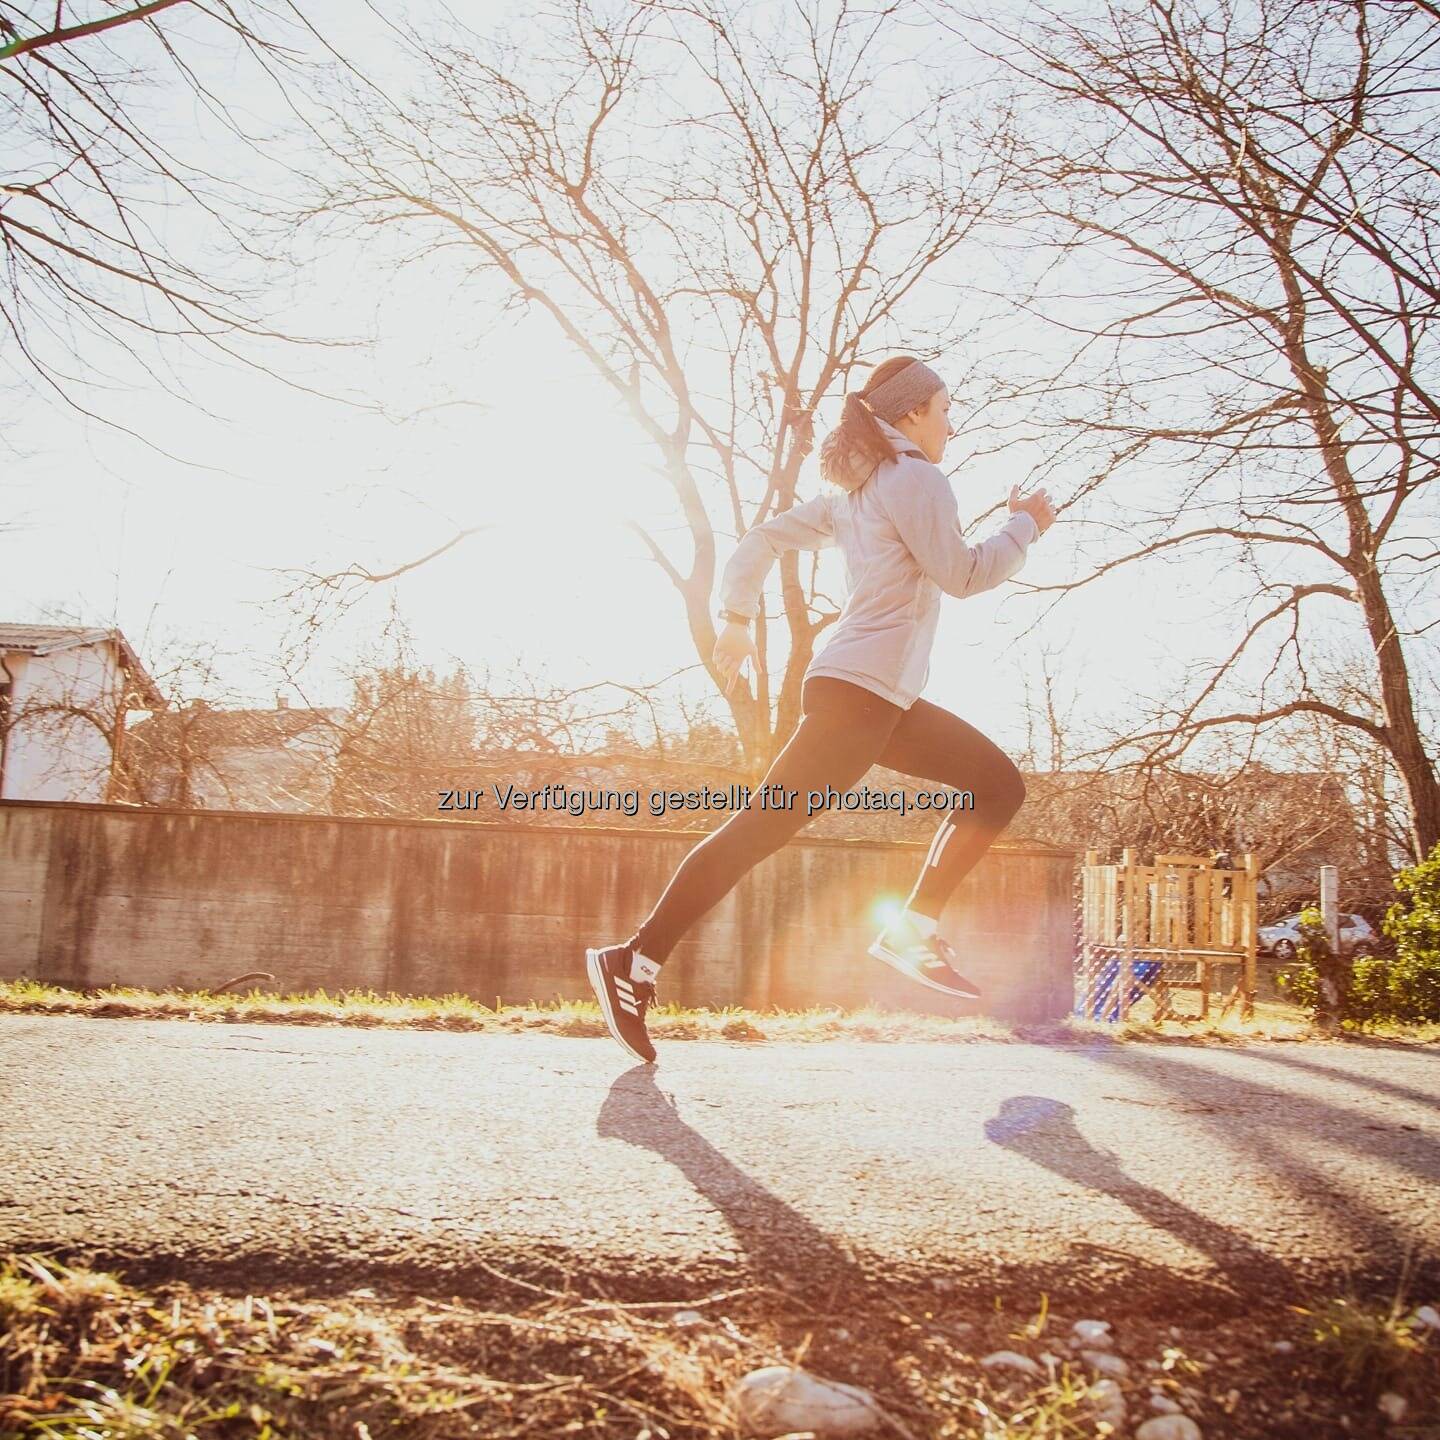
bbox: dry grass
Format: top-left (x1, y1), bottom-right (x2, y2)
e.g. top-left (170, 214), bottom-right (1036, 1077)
top-left (4, 1253), bottom-right (1435, 1439)
top-left (5, 977), bottom-right (1435, 1045)
top-left (0, 1253), bottom-right (1125, 1440)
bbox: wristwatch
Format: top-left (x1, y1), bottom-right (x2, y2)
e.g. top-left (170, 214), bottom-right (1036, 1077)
top-left (717, 608), bottom-right (751, 627)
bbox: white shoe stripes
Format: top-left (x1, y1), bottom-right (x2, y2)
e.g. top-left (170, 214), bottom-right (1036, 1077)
top-left (866, 937), bottom-right (982, 1000)
top-left (586, 948), bottom-right (657, 1064)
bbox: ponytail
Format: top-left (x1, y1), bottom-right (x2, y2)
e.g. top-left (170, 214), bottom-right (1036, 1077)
top-left (820, 353), bottom-right (924, 493)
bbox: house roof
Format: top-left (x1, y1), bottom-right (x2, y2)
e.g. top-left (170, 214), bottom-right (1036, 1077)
top-left (0, 623), bottom-right (164, 708)
top-left (125, 705), bottom-right (347, 752)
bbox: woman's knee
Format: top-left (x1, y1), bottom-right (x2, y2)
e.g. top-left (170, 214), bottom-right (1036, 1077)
top-left (952, 756), bottom-right (1025, 825)
top-left (991, 762), bottom-right (1027, 823)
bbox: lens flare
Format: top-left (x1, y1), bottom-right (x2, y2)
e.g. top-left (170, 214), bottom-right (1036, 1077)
top-left (872, 897), bottom-right (905, 930)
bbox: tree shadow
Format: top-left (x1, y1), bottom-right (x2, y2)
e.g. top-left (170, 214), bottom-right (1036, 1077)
top-left (1064, 1046), bottom-right (1440, 1292)
top-left (1078, 1046), bottom-right (1440, 1188)
top-left (1229, 1044), bottom-right (1440, 1112)
top-left (595, 1064), bottom-right (869, 1298)
top-left (984, 1094), bottom-right (1299, 1297)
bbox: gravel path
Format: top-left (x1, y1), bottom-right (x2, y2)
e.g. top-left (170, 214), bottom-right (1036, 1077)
top-left (4, 1014), bottom-right (1437, 1309)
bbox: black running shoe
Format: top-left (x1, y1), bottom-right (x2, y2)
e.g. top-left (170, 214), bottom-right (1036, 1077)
top-left (867, 916), bottom-right (982, 1000)
top-left (586, 944), bottom-right (660, 1063)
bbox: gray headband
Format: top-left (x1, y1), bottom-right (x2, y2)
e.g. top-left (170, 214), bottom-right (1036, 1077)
top-left (862, 359), bottom-right (945, 424)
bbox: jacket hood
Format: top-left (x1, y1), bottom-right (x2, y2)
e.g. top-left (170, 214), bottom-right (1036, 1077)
top-left (818, 414), bottom-right (927, 493)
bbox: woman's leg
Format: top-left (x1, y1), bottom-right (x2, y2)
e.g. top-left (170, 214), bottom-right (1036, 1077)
top-left (628, 678), bottom-right (904, 963)
top-left (877, 698), bottom-right (1027, 923)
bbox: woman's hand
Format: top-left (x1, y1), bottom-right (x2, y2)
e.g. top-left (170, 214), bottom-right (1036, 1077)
top-left (713, 621), bottom-right (759, 697)
top-left (1008, 484), bottom-right (1057, 536)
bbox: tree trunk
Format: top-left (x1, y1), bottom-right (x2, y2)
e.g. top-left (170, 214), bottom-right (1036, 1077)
top-left (1352, 560), bottom-right (1440, 857)
top-left (1281, 280), bottom-right (1440, 858)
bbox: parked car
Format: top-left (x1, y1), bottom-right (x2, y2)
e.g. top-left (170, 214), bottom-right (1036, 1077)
top-left (1258, 912), bottom-right (1378, 961)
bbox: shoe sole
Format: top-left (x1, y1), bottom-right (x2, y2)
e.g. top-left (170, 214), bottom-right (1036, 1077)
top-left (586, 948), bottom-right (657, 1064)
top-left (867, 939), bottom-right (982, 1000)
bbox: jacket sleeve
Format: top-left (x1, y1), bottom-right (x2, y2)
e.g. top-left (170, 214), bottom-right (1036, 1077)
top-left (882, 462), bottom-right (1038, 599)
top-left (717, 493), bottom-right (835, 621)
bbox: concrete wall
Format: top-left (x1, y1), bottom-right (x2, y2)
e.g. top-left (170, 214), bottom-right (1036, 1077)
top-left (0, 800), bottom-right (1077, 1021)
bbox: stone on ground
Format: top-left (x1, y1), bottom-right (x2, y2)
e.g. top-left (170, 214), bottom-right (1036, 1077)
top-left (1072, 1319), bottom-right (1115, 1350)
top-left (1088, 1377), bottom-right (1127, 1430)
top-left (980, 1350), bottom-right (1043, 1378)
top-left (1084, 1350), bottom-right (1130, 1379)
top-left (1136, 1416), bottom-right (1202, 1440)
top-left (1378, 1392), bottom-right (1408, 1423)
top-left (732, 1365), bottom-right (881, 1437)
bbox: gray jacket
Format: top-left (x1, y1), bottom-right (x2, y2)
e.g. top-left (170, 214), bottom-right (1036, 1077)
top-left (718, 417), bottom-right (1039, 710)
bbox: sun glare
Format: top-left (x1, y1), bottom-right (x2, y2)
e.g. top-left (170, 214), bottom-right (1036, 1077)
top-left (872, 897), bottom-right (906, 929)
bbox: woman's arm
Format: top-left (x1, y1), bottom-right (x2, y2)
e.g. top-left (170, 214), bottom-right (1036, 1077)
top-left (716, 493), bottom-right (835, 621)
top-left (881, 462), bottom-right (1039, 599)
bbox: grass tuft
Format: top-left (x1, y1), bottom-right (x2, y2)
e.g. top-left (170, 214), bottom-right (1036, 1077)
top-left (970, 1364), bottom-right (1099, 1439)
top-left (1296, 1292), bottom-right (1434, 1398)
top-left (3, 976), bottom-right (1438, 1045)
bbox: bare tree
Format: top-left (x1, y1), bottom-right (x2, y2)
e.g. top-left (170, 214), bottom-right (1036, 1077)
top-left (311, 606), bottom-right (712, 816)
top-left (299, 0), bottom-right (1013, 770)
top-left (1, 1), bottom-right (328, 422)
top-left (1012, 646), bottom-right (1382, 901)
top-left (969, 0), bottom-right (1440, 856)
top-left (1027, 759), bottom-right (1367, 892)
top-left (329, 661), bottom-right (479, 818)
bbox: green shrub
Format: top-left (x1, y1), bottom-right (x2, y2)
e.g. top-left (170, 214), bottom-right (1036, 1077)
top-left (1276, 907), bottom-right (1323, 1013)
top-left (1375, 840), bottom-right (1440, 1022)
top-left (1345, 953), bottom-right (1396, 1023)
top-left (1279, 846), bottom-right (1440, 1025)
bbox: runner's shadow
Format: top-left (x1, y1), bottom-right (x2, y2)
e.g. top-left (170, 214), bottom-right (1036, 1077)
top-left (984, 1095), bottom-right (1297, 1297)
top-left (596, 1064), bottom-right (867, 1294)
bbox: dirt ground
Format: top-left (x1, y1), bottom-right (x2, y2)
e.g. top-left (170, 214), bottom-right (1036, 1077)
top-left (2, 1249), bottom-right (1436, 1439)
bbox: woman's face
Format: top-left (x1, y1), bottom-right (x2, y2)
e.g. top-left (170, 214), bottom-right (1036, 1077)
top-left (903, 386), bottom-right (954, 465)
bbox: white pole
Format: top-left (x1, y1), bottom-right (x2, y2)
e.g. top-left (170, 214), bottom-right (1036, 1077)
top-left (1319, 864), bottom-right (1340, 955)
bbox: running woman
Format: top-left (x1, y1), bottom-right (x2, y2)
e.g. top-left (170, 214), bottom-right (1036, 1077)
top-left (587, 354), bottom-right (1056, 1063)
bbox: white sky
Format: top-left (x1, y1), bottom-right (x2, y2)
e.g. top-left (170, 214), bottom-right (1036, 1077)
top-left (0, 0), bottom-right (1387, 761)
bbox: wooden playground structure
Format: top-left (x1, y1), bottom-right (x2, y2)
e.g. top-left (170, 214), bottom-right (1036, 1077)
top-left (1078, 849), bottom-right (1261, 1022)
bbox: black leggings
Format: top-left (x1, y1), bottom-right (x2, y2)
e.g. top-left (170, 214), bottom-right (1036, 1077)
top-left (629, 675), bottom-right (1026, 963)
